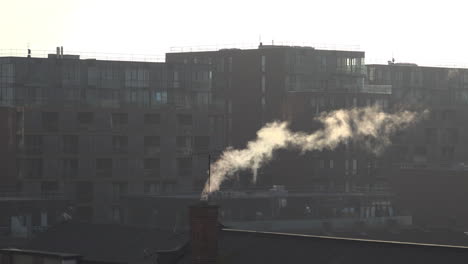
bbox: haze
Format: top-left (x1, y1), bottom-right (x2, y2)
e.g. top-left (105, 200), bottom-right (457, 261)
top-left (2, 0), bottom-right (468, 66)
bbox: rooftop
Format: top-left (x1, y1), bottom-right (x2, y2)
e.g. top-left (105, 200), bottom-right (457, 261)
top-left (0, 49), bottom-right (165, 62)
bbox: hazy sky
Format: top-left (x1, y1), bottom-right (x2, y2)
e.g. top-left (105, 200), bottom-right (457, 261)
top-left (2, 0), bottom-right (468, 66)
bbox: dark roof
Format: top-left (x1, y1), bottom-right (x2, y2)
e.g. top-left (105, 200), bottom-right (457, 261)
top-left (23, 221), bottom-right (188, 264)
top-left (166, 228), bottom-right (468, 264)
top-left (286, 227), bottom-right (468, 247)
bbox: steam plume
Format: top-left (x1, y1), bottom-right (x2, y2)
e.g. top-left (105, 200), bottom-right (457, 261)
top-left (201, 106), bottom-right (426, 199)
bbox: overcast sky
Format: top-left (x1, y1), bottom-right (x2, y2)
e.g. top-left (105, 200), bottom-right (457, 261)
top-left (2, 0), bottom-right (468, 66)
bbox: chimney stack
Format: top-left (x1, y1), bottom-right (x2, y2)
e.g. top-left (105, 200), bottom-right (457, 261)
top-left (189, 201), bottom-right (219, 264)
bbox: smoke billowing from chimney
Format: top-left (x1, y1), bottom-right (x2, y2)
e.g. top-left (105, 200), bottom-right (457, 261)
top-left (201, 106), bottom-right (427, 199)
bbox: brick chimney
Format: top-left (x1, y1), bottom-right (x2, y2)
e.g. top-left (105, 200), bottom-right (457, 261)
top-left (189, 201), bottom-right (219, 264)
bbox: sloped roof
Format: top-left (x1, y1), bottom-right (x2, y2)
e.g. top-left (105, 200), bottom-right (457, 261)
top-left (24, 221), bottom-right (188, 264)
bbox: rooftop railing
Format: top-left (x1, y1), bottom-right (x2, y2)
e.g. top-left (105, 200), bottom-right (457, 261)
top-left (169, 42), bottom-right (362, 53)
top-left (0, 49), bottom-right (165, 62)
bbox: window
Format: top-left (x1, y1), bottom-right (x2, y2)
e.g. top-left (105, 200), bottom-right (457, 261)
top-left (177, 157), bottom-right (192, 177)
top-left (76, 206), bottom-right (93, 222)
top-left (319, 159), bottom-right (325, 169)
top-left (144, 181), bottom-right (161, 194)
top-left (441, 146), bottom-right (454, 161)
top-left (112, 182), bottom-right (128, 201)
top-left (62, 159), bottom-right (78, 178)
top-left (96, 158), bottom-right (112, 177)
top-left (77, 112), bottom-right (94, 124)
top-left (144, 113), bottom-right (160, 124)
top-left (261, 55), bottom-right (266, 72)
top-left (329, 159), bottom-right (334, 169)
top-left (144, 136), bottom-right (160, 155)
top-left (42, 112), bottom-right (59, 132)
top-left (62, 135), bottom-right (78, 154)
top-left (173, 71), bottom-right (179, 88)
top-left (24, 135), bottom-right (43, 155)
top-left (319, 55), bottom-right (327, 72)
top-left (143, 158), bottom-right (160, 177)
top-left (151, 91), bottom-right (168, 105)
top-left (76, 182), bottom-right (94, 203)
top-left (144, 158), bottom-right (160, 169)
top-left (352, 159), bottom-right (358, 175)
top-left (194, 136), bottom-right (209, 151)
top-left (261, 75), bottom-right (266, 93)
top-left (41, 181), bottom-right (58, 196)
top-left (112, 207), bottom-right (122, 223)
top-left (19, 158), bottom-right (43, 179)
top-left (228, 57), bottom-right (233, 72)
top-left (112, 136), bottom-right (128, 154)
top-left (424, 128), bottom-right (437, 144)
top-left (112, 113), bottom-right (128, 126)
top-left (124, 67), bottom-right (149, 88)
top-left (177, 114), bottom-right (192, 126)
top-left (177, 136), bottom-right (191, 150)
top-left (369, 67), bottom-right (375, 81)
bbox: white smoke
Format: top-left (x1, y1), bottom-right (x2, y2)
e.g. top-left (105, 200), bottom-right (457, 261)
top-left (201, 106), bottom-right (426, 199)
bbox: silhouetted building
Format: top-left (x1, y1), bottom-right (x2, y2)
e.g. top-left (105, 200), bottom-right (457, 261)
top-left (0, 53), bottom-right (225, 223)
top-left (366, 63), bottom-right (468, 168)
top-left (166, 45), bottom-right (392, 192)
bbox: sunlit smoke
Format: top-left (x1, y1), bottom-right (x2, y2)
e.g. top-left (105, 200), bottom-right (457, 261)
top-left (201, 106), bottom-right (427, 200)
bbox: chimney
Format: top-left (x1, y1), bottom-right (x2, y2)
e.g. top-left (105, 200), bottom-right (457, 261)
top-left (189, 201), bottom-right (219, 264)
top-left (60, 46), bottom-right (64, 58)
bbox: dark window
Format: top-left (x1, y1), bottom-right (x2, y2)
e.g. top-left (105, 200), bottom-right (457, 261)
top-left (177, 157), bottom-right (192, 177)
top-left (77, 112), bottom-right (94, 124)
top-left (112, 113), bottom-right (128, 126)
top-left (20, 158), bottom-right (43, 179)
top-left (194, 136), bottom-right (209, 151)
top-left (144, 158), bottom-right (160, 170)
top-left (42, 112), bottom-right (59, 132)
top-left (414, 146), bottom-right (427, 156)
top-left (441, 146), bottom-right (454, 161)
top-left (96, 158), bottom-right (112, 177)
top-left (24, 135), bottom-right (43, 155)
top-left (76, 206), bottom-right (94, 222)
top-left (424, 128), bottom-right (437, 144)
top-left (444, 128), bottom-right (459, 144)
top-left (62, 158), bottom-right (78, 178)
top-left (144, 136), bottom-right (160, 155)
top-left (144, 113), bottom-right (160, 124)
top-left (144, 181), bottom-right (161, 194)
top-left (112, 182), bottom-right (128, 201)
top-left (177, 114), bottom-right (192, 126)
top-left (144, 158), bottom-right (160, 177)
top-left (76, 182), bottom-right (94, 203)
top-left (62, 135), bottom-right (78, 154)
top-left (41, 181), bottom-right (58, 196)
top-left (112, 136), bottom-right (128, 153)
top-left (177, 136), bottom-right (190, 148)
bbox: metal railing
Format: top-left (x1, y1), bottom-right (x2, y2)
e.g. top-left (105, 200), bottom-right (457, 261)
top-left (127, 184), bottom-right (392, 199)
top-left (169, 42), bottom-right (362, 53)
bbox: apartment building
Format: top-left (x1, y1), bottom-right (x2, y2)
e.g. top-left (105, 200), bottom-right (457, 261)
top-left (0, 53), bottom-right (225, 222)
